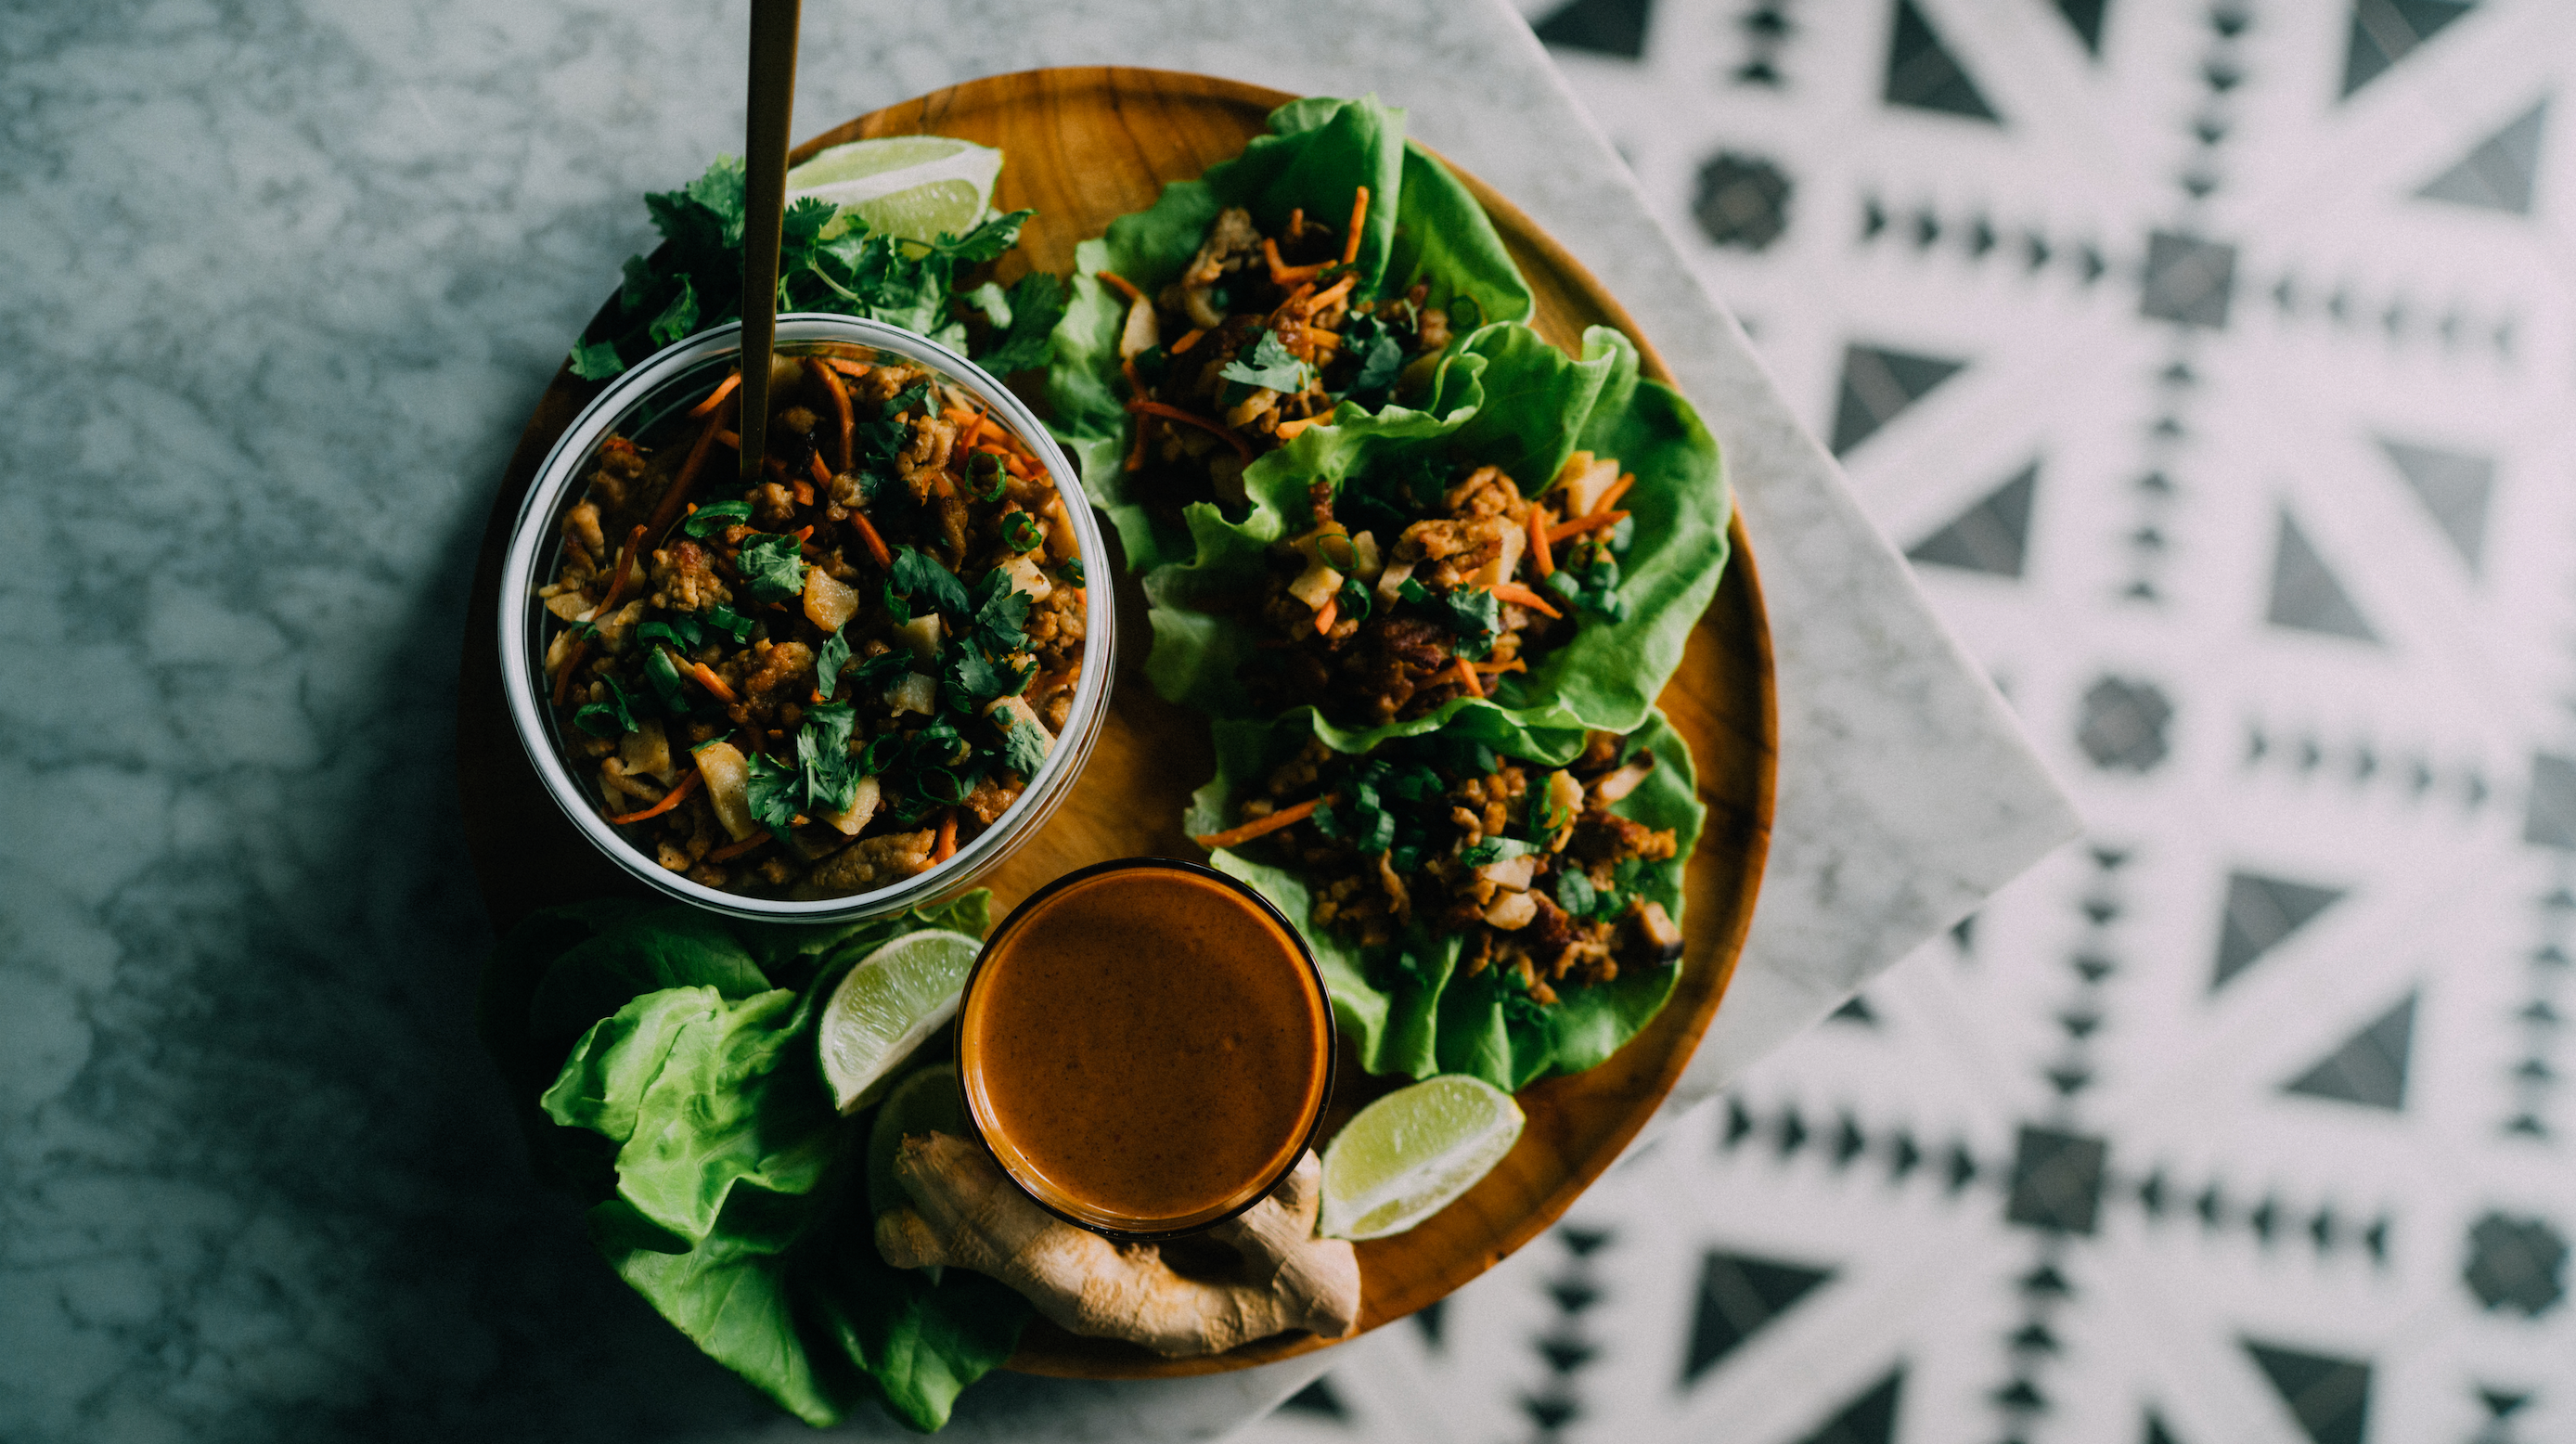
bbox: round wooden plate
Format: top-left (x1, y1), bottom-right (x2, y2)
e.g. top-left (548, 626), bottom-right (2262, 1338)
top-left (455, 66), bottom-right (1775, 1380)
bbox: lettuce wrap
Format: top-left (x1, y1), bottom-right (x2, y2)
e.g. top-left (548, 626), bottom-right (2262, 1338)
top-left (1187, 707), bottom-right (1705, 1090)
top-left (478, 896), bottom-right (1027, 1433)
top-left (1049, 94), bottom-right (1536, 573)
top-left (1140, 322), bottom-right (1729, 752)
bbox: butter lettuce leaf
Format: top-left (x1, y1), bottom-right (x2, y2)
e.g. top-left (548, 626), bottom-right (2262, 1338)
top-left (1141, 323), bottom-right (1728, 747)
top-left (1187, 709), bottom-right (1704, 1089)
top-left (482, 893), bottom-right (1020, 1432)
top-left (1048, 95), bottom-right (1534, 573)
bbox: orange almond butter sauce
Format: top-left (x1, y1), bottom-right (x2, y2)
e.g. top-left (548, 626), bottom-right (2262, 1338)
top-left (959, 864), bottom-right (1333, 1233)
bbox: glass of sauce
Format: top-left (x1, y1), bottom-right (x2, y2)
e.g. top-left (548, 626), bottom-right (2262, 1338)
top-left (957, 858), bottom-right (1335, 1239)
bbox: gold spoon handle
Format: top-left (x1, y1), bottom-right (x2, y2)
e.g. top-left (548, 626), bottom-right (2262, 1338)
top-left (737, 0), bottom-right (801, 483)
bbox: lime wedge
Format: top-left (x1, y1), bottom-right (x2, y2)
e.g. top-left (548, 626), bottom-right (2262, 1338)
top-left (869, 1062), bottom-right (968, 1218)
top-left (816, 928), bottom-right (983, 1113)
top-left (1319, 1074), bottom-right (1526, 1241)
top-left (786, 135), bottom-right (1003, 243)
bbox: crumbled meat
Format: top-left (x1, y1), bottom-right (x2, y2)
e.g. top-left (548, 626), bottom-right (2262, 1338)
top-left (648, 541), bottom-right (732, 612)
top-left (805, 829), bottom-right (936, 892)
top-left (962, 775), bottom-right (1022, 826)
top-left (753, 481), bottom-right (796, 528)
top-left (899, 414), bottom-right (957, 503)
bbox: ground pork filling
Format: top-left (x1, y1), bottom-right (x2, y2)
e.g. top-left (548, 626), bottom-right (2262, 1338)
top-left (536, 347), bottom-right (1088, 899)
top-left (1234, 447), bottom-right (1639, 728)
top-left (1229, 727), bottom-right (1684, 1006)
top-left (1111, 201), bottom-right (1459, 527)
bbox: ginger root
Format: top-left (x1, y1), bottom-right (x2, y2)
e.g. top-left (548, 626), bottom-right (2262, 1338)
top-left (875, 1131), bottom-right (1361, 1357)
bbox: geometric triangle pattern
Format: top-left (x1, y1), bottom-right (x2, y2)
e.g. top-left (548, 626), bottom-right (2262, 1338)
top-left (1884, 0), bottom-right (1999, 122)
top-left (1246, 6), bottom-right (2576, 1441)
top-left (2282, 992), bottom-right (2417, 1110)
top-left (2340, 0), bottom-right (2479, 97)
top-left (1681, 1251), bottom-right (1835, 1384)
top-left (2415, 98), bottom-right (2545, 213)
top-left (1906, 462), bottom-right (2038, 578)
top-left (2214, 872), bottom-right (2349, 990)
top-left (1795, 1368), bottom-right (1903, 1444)
top-left (1532, 0), bottom-right (1653, 60)
top-left (2244, 1340), bottom-right (2373, 1444)
top-left (2054, 0), bottom-right (2110, 58)
top-left (1831, 344), bottom-right (1967, 456)
top-left (2378, 438), bottom-right (2494, 572)
top-left (2266, 510), bottom-right (2380, 641)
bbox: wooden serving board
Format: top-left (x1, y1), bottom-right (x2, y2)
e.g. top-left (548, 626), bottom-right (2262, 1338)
top-left (454, 67), bottom-right (1775, 1380)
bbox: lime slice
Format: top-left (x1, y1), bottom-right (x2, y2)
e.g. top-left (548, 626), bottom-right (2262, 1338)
top-left (1320, 1075), bottom-right (1526, 1241)
top-left (868, 1062), bottom-right (968, 1218)
top-left (785, 135), bottom-right (1004, 243)
top-left (816, 929), bottom-right (983, 1113)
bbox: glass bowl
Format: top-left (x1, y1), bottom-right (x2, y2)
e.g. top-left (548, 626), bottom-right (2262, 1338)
top-left (496, 314), bottom-right (1116, 922)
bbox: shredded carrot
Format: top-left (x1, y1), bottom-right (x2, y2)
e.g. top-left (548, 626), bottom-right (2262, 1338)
top-left (791, 479), bottom-right (814, 508)
top-left (823, 356), bottom-right (872, 380)
top-left (1097, 269), bottom-right (1145, 305)
top-left (803, 355), bottom-right (853, 471)
top-left (1591, 471), bottom-right (1636, 516)
top-left (1451, 655), bottom-right (1484, 698)
top-left (1288, 207), bottom-right (1304, 239)
top-left (763, 456), bottom-right (790, 482)
top-left (1474, 657), bottom-right (1529, 676)
top-left (1307, 274), bottom-right (1356, 315)
top-left (706, 831), bottom-right (770, 862)
top-left (604, 768), bottom-right (701, 825)
top-left (1342, 187), bottom-right (1370, 265)
top-left (1276, 416), bottom-right (1328, 443)
top-left (550, 524), bottom-right (648, 705)
top-left (1267, 282), bottom-right (1317, 326)
top-left (1191, 794), bottom-right (1330, 851)
top-left (792, 525), bottom-right (813, 544)
top-left (715, 430), bottom-right (741, 451)
top-left (808, 451), bottom-right (833, 488)
top-left (1126, 399), bottom-right (1256, 464)
top-left (686, 658), bottom-right (739, 704)
top-left (1313, 596), bottom-right (1338, 634)
top-left (686, 371), bottom-right (742, 419)
top-left (846, 507), bottom-right (893, 569)
top-left (643, 402), bottom-right (732, 542)
top-left (1528, 507), bottom-right (1555, 578)
top-left (932, 810), bottom-right (959, 864)
top-left (1264, 238), bottom-right (1325, 286)
top-left (1493, 581), bottom-right (1563, 619)
top-left (953, 407), bottom-right (986, 456)
top-left (1170, 328), bottom-right (1206, 355)
top-left (1121, 355), bottom-right (1147, 399)
top-left (1546, 509), bottom-right (1630, 544)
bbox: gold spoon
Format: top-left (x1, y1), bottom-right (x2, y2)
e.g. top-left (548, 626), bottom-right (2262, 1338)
top-left (737, 0), bottom-right (801, 483)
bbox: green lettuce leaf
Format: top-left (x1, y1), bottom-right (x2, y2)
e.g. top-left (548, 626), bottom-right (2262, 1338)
top-left (1139, 322), bottom-right (1728, 747)
top-left (483, 893), bottom-right (1019, 1432)
top-left (1186, 709), bottom-right (1704, 1089)
top-left (1047, 95), bottom-right (1535, 573)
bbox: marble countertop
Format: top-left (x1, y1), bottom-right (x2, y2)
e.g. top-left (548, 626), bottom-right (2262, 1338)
top-left (0, 1), bottom-right (2075, 1439)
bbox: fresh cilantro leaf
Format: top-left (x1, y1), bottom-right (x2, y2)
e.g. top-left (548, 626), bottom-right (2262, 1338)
top-left (1555, 869), bottom-right (1598, 919)
top-left (934, 209), bottom-right (1032, 265)
top-left (680, 155), bottom-right (749, 239)
top-left (1001, 510), bottom-right (1045, 552)
top-left (1346, 313), bottom-right (1405, 400)
top-left (1061, 558), bottom-right (1086, 587)
top-left (962, 281), bottom-right (1012, 329)
top-left (852, 649), bottom-right (913, 687)
top-left (814, 625), bottom-right (851, 700)
top-left (568, 337), bottom-right (625, 380)
top-left (782, 196), bottom-right (835, 251)
top-left (746, 752), bottom-right (802, 832)
top-left (703, 602), bottom-right (758, 642)
top-left (890, 546), bottom-right (968, 614)
top-left (1433, 587), bottom-right (1500, 660)
top-left (886, 379), bottom-right (933, 419)
top-left (854, 413), bottom-right (909, 469)
top-left (642, 646), bottom-right (690, 711)
top-left (999, 716), bottom-right (1050, 779)
top-left (796, 703), bottom-right (862, 815)
top-left (975, 271), bottom-right (1066, 374)
top-left (648, 276), bottom-right (700, 349)
top-left (735, 533), bottom-right (806, 602)
top-left (684, 500), bottom-right (753, 538)
top-left (947, 649), bottom-right (1029, 703)
top-left (970, 571), bottom-right (1031, 653)
top-left (1220, 330), bottom-right (1313, 393)
top-left (1383, 764), bottom-right (1443, 803)
top-left (1354, 803), bottom-right (1396, 854)
top-left (573, 674), bottom-right (639, 737)
top-left (637, 616), bottom-right (703, 653)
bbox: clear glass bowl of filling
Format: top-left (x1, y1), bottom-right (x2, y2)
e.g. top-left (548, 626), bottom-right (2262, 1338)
top-left (496, 314), bottom-right (1115, 922)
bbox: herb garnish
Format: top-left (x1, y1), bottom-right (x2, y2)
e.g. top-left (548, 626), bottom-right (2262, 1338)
top-left (735, 533), bottom-right (807, 602)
